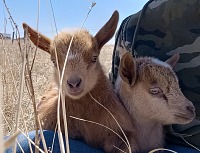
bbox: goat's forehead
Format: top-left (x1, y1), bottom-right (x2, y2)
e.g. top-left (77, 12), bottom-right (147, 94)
top-left (148, 67), bottom-right (177, 87)
top-left (136, 59), bottom-right (178, 87)
top-left (51, 30), bottom-right (96, 57)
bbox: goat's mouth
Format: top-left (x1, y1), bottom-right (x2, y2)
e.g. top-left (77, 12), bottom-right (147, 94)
top-left (68, 89), bottom-right (84, 97)
top-left (174, 113), bottom-right (195, 124)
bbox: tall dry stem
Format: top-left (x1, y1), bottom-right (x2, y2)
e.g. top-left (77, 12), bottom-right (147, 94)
top-left (149, 148), bottom-right (178, 153)
top-left (18, 129), bottom-right (45, 153)
top-left (69, 116), bottom-right (127, 147)
top-left (4, 130), bottom-right (20, 149)
top-left (37, 116), bottom-right (48, 153)
top-left (2, 0), bottom-right (23, 55)
top-left (54, 2), bottom-right (96, 153)
top-left (89, 93), bottom-right (131, 152)
top-left (0, 63), bottom-right (4, 153)
top-left (12, 40), bottom-right (26, 153)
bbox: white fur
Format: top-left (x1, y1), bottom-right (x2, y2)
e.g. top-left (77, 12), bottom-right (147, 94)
top-left (67, 51), bottom-right (76, 60)
top-left (152, 58), bottom-right (171, 68)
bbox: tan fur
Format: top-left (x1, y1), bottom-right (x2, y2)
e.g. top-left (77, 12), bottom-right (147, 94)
top-left (23, 11), bottom-right (139, 153)
top-left (115, 52), bottom-right (196, 152)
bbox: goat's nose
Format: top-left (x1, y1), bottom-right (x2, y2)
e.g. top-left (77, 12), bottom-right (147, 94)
top-left (186, 105), bottom-right (195, 114)
top-left (67, 77), bottom-right (82, 89)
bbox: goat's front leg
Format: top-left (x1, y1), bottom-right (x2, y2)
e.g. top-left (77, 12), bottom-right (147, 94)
top-left (103, 132), bottom-right (138, 153)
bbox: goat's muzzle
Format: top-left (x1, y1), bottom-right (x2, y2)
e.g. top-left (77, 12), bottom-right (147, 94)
top-left (66, 76), bottom-right (84, 97)
top-left (174, 101), bottom-right (196, 124)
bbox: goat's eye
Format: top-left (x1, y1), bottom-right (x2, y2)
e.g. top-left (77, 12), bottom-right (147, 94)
top-left (51, 59), bottom-right (57, 66)
top-left (149, 87), bottom-right (162, 94)
top-left (91, 56), bottom-right (98, 63)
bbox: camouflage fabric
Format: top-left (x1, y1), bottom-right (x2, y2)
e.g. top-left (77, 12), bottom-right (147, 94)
top-left (110, 0), bottom-right (200, 149)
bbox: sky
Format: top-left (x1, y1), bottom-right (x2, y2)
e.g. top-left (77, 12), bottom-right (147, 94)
top-left (0, 0), bottom-right (148, 44)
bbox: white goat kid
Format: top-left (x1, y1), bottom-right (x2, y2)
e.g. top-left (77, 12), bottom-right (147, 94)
top-left (115, 52), bottom-right (196, 152)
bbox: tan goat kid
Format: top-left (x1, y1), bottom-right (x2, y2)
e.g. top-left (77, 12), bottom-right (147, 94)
top-left (115, 52), bottom-right (196, 152)
top-left (23, 11), bottom-right (139, 153)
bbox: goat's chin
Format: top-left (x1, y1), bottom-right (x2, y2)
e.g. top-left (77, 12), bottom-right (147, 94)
top-left (173, 114), bottom-right (195, 124)
top-left (66, 90), bottom-right (85, 100)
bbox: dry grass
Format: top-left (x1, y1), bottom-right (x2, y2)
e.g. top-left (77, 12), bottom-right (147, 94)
top-left (0, 39), bottom-right (114, 135)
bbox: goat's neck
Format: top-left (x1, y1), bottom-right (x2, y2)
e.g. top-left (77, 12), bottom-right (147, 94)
top-left (134, 116), bottom-right (163, 139)
top-left (117, 82), bottom-right (164, 151)
top-left (134, 118), bottom-right (164, 152)
top-left (123, 97), bottom-right (164, 151)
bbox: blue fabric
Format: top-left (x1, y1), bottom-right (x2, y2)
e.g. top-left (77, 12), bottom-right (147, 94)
top-left (5, 130), bottom-right (199, 153)
top-left (5, 130), bottom-right (103, 153)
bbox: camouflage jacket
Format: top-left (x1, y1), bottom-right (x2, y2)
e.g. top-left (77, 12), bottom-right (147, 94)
top-left (110, 0), bottom-right (200, 149)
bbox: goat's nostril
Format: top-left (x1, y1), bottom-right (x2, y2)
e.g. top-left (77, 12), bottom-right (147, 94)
top-left (67, 80), bottom-right (74, 88)
top-left (186, 105), bottom-right (195, 113)
top-left (76, 78), bottom-right (82, 87)
top-left (67, 78), bottom-right (82, 88)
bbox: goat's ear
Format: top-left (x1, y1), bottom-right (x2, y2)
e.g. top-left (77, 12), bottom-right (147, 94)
top-left (119, 52), bottom-right (136, 86)
top-left (22, 23), bottom-right (51, 54)
top-left (94, 10), bottom-right (119, 51)
top-left (165, 53), bottom-right (180, 68)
